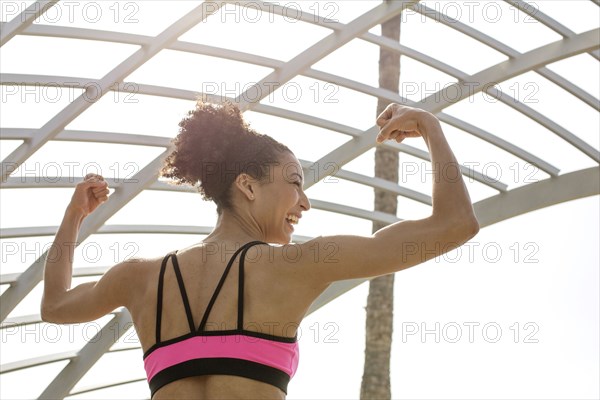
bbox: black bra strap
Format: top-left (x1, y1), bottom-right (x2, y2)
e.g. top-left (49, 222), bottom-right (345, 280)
top-left (198, 241), bottom-right (265, 332)
top-left (237, 242), bottom-right (265, 329)
top-left (171, 253), bottom-right (196, 333)
top-left (155, 251), bottom-right (173, 343)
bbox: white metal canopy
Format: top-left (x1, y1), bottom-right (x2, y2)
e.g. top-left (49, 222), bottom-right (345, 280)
top-left (0, 1), bottom-right (598, 398)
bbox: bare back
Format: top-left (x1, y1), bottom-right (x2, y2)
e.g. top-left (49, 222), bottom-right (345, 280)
top-left (127, 242), bottom-right (326, 399)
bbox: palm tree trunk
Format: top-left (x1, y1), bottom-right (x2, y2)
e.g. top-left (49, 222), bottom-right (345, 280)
top-left (360, 5), bottom-right (401, 399)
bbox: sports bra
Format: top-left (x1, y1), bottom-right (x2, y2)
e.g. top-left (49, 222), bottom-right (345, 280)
top-left (143, 241), bottom-right (299, 397)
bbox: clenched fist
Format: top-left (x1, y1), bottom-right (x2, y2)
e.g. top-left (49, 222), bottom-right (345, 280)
top-left (376, 103), bottom-right (438, 144)
top-left (67, 173), bottom-right (110, 217)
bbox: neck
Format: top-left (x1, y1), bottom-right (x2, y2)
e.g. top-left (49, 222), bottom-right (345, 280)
top-left (203, 209), bottom-right (265, 245)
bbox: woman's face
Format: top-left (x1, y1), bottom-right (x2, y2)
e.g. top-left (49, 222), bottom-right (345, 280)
top-left (253, 152), bottom-right (310, 244)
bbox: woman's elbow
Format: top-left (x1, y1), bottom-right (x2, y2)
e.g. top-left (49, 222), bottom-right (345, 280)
top-left (40, 298), bottom-right (63, 324)
top-left (40, 304), bottom-right (56, 323)
top-left (446, 213), bottom-right (479, 243)
top-left (459, 214), bottom-right (480, 241)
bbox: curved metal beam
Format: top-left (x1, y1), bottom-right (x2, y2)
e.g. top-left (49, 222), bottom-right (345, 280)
top-left (488, 85), bottom-right (600, 163)
top-left (537, 67), bottom-right (599, 111)
top-left (234, 0), bottom-right (420, 111)
top-left (0, 0), bottom-right (59, 47)
top-left (421, 28), bottom-right (599, 112)
top-left (0, 224), bottom-right (213, 239)
top-left (0, 128), bottom-right (171, 148)
top-left (223, 0), bottom-right (341, 27)
top-left (0, 313), bottom-right (44, 328)
top-left (438, 113), bottom-right (560, 176)
top-left (1, 266), bottom-right (108, 286)
top-left (1, 175), bottom-right (195, 192)
top-left (67, 377), bottom-right (147, 397)
top-left (0, 210), bottom-right (397, 240)
top-left (251, 102), bottom-right (363, 137)
top-left (0, 21), bottom-right (151, 45)
top-left (410, 3), bottom-right (599, 111)
top-left (474, 167), bottom-right (600, 226)
top-left (382, 142), bottom-right (509, 192)
top-left (504, 0), bottom-right (574, 37)
top-left (0, 351), bottom-right (77, 374)
top-left (0, 3), bottom-right (223, 182)
top-left (330, 169), bottom-right (432, 205)
top-left (309, 199), bottom-right (400, 225)
top-left (0, 340), bottom-right (139, 374)
top-left (38, 310), bottom-right (133, 399)
top-left (504, 0), bottom-right (597, 63)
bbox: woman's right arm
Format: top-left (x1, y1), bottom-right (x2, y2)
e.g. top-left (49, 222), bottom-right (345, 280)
top-left (300, 104), bottom-right (479, 283)
top-left (41, 175), bottom-right (141, 324)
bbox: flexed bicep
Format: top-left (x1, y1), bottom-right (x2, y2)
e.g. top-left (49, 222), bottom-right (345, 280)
top-left (41, 259), bottom-right (141, 324)
top-left (299, 216), bottom-right (472, 284)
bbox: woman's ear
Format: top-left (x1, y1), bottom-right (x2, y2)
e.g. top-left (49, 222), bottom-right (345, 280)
top-left (234, 173), bottom-right (255, 201)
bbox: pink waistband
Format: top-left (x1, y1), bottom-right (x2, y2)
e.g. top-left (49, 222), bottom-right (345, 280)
top-left (144, 334), bottom-right (299, 382)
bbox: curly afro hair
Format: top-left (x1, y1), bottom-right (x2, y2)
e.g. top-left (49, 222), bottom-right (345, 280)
top-left (161, 101), bottom-right (291, 213)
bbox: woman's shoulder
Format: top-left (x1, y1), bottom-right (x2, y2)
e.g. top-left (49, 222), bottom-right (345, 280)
top-left (108, 253), bottom-right (169, 287)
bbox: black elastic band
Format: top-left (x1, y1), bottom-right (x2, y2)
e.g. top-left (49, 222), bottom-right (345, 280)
top-left (148, 357), bottom-right (290, 396)
top-left (198, 241), bottom-right (265, 332)
top-left (237, 243), bottom-right (264, 330)
top-left (197, 244), bottom-right (247, 332)
top-left (171, 253), bottom-right (196, 333)
top-left (155, 252), bottom-right (173, 343)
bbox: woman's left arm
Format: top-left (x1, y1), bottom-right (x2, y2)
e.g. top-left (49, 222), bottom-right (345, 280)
top-left (41, 174), bottom-right (135, 323)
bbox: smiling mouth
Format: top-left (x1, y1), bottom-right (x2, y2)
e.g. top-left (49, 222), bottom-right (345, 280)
top-left (286, 214), bottom-right (299, 225)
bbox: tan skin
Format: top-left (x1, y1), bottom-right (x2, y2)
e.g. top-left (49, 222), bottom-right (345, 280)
top-left (41, 104), bottom-right (480, 399)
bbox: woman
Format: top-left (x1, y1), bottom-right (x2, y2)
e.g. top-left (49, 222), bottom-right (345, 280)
top-left (41, 102), bottom-right (479, 399)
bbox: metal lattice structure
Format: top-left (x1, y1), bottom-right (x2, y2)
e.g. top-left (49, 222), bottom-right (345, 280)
top-left (1, 1), bottom-right (598, 398)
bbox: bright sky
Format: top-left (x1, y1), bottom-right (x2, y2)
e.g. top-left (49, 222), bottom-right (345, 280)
top-left (0, 1), bottom-right (599, 399)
